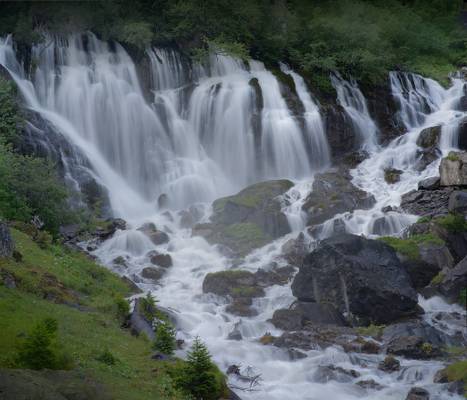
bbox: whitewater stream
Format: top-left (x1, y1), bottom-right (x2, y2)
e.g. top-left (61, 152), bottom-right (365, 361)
top-left (1, 33), bottom-right (466, 400)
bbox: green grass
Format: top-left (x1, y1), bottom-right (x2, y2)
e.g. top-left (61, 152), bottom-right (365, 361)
top-left (446, 151), bottom-right (460, 162)
top-left (379, 234), bottom-right (444, 261)
top-left (0, 228), bottom-right (184, 399)
top-left (356, 324), bottom-right (385, 338)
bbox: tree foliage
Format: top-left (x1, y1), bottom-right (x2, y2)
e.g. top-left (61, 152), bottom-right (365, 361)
top-left (153, 322), bottom-right (176, 356)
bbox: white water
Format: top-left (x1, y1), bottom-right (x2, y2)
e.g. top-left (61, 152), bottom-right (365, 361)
top-left (331, 72), bottom-right (379, 152)
top-left (1, 33), bottom-right (466, 400)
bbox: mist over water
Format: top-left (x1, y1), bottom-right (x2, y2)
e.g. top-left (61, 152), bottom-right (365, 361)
top-left (1, 33), bottom-right (466, 400)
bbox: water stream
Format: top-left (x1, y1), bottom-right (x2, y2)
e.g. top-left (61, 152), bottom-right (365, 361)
top-left (1, 33), bottom-right (465, 400)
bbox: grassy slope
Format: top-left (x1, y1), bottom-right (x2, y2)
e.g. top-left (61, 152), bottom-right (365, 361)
top-left (0, 229), bottom-right (183, 400)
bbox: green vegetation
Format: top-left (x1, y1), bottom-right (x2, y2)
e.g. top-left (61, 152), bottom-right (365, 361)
top-left (443, 360), bottom-right (467, 396)
top-left (0, 228), bottom-right (189, 399)
top-left (417, 216), bottom-right (432, 224)
top-left (431, 272), bottom-right (445, 285)
top-left (2, 1), bottom-right (463, 91)
top-left (356, 324), bottom-right (385, 339)
top-left (447, 151), bottom-right (461, 161)
top-left (153, 322), bottom-right (176, 356)
top-left (15, 317), bottom-right (72, 370)
top-left (0, 78), bottom-right (76, 235)
top-left (379, 234), bottom-right (445, 260)
top-left (173, 337), bottom-right (228, 400)
top-left (434, 213), bottom-right (467, 234)
top-left (224, 222), bottom-right (271, 254)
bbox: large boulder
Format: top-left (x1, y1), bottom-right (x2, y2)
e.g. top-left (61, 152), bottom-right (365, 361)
top-left (302, 170), bottom-right (375, 226)
top-left (193, 180), bottom-right (293, 255)
top-left (405, 387), bottom-right (430, 400)
top-left (448, 190), bottom-right (467, 214)
top-left (416, 125), bottom-right (441, 148)
top-left (291, 234), bottom-right (418, 325)
top-left (436, 256), bottom-right (467, 304)
top-left (387, 335), bottom-right (442, 359)
top-left (0, 222), bottom-right (14, 258)
top-left (270, 301), bottom-right (346, 330)
top-left (440, 152), bottom-right (467, 186)
top-left (401, 188), bottom-right (453, 217)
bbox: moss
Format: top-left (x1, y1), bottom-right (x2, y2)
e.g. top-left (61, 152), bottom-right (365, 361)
top-left (223, 222), bottom-right (271, 253)
top-left (431, 272), bottom-right (445, 285)
top-left (434, 214), bottom-right (467, 234)
top-left (421, 342), bottom-right (433, 355)
top-left (446, 151), bottom-right (460, 162)
top-left (379, 234), bottom-right (444, 261)
top-left (443, 360), bottom-right (467, 396)
top-left (214, 180), bottom-right (293, 212)
top-left (231, 286), bottom-right (258, 298)
top-left (417, 216), bottom-right (432, 224)
top-left (356, 324), bottom-right (385, 339)
top-left (259, 333), bottom-right (275, 345)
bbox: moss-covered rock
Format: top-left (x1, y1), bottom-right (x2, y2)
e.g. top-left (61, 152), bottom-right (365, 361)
top-left (194, 180), bottom-right (293, 256)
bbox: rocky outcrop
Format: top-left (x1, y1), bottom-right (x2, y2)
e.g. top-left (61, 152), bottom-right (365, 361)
top-left (270, 301), bottom-right (346, 330)
top-left (0, 222), bottom-right (14, 258)
top-left (401, 188), bottom-right (453, 217)
top-left (291, 234), bottom-right (418, 325)
top-left (440, 151), bottom-right (467, 186)
top-left (137, 223), bottom-right (169, 245)
top-left (434, 256), bottom-right (467, 304)
top-left (324, 106), bottom-right (358, 159)
top-left (416, 125), bottom-right (441, 148)
top-left (193, 180), bottom-right (293, 255)
top-left (387, 335), bottom-right (442, 359)
top-left (302, 170), bottom-right (375, 226)
top-left (384, 168), bottom-right (403, 184)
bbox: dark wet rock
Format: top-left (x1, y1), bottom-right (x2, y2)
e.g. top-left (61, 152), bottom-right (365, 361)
top-left (178, 205), bottom-right (204, 229)
top-left (400, 188), bottom-right (453, 217)
top-left (254, 264), bottom-right (295, 288)
top-left (0, 368), bottom-right (111, 400)
top-left (440, 151), bottom-right (467, 186)
top-left (405, 387), bottom-right (430, 400)
top-left (384, 168), bottom-right (403, 184)
top-left (312, 365), bottom-right (360, 383)
top-left (226, 297), bottom-right (258, 317)
top-left (378, 355), bottom-right (400, 372)
top-left (448, 190), bottom-right (467, 214)
top-left (387, 335), bottom-right (442, 359)
top-left (226, 364), bottom-right (241, 375)
top-left (157, 193), bottom-right (169, 209)
top-left (418, 177), bottom-right (440, 190)
top-left (343, 150), bottom-right (369, 168)
top-left (227, 325), bottom-right (242, 341)
top-left (343, 338), bottom-right (381, 354)
top-left (416, 126), bottom-right (441, 148)
top-left (0, 222), bottom-right (14, 258)
top-left (141, 267), bottom-right (164, 282)
top-left (458, 118), bottom-right (467, 150)
top-left (128, 298), bottom-right (155, 340)
top-left (435, 256), bottom-right (467, 303)
top-left (281, 232), bottom-right (308, 265)
top-left (302, 170), bottom-right (375, 226)
top-left (270, 301), bottom-right (346, 330)
top-left (382, 320), bottom-right (450, 349)
top-left (273, 325), bottom-right (356, 352)
top-left (356, 379), bottom-right (385, 390)
top-left (228, 388), bottom-right (244, 400)
top-left (324, 106), bottom-right (358, 159)
top-left (112, 255), bottom-right (128, 267)
top-left (120, 275), bottom-right (142, 295)
top-left (193, 180), bottom-right (293, 256)
top-left (203, 270), bottom-right (263, 298)
top-left (149, 253), bottom-right (173, 268)
top-left (292, 234), bottom-right (418, 325)
top-left (415, 146), bottom-right (442, 172)
top-left (138, 223), bottom-right (169, 245)
top-left (288, 348), bottom-right (307, 360)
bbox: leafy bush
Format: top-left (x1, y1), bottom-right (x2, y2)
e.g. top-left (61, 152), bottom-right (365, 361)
top-left (153, 322), bottom-right (176, 356)
top-left (96, 349), bottom-right (118, 365)
top-left (115, 296), bottom-right (130, 322)
top-left (117, 21), bottom-right (153, 50)
top-left (16, 317), bottom-right (72, 370)
top-left (0, 78), bottom-right (19, 145)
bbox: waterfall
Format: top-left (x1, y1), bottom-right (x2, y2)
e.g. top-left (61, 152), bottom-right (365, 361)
top-left (280, 63), bottom-right (330, 169)
top-left (0, 33), bottom-right (328, 216)
top-left (389, 71), bottom-right (446, 130)
top-left (331, 72), bottom-right (379, 151)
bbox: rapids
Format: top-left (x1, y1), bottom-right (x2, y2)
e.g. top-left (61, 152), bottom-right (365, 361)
top-left (1, 32), bottom-right (465, 400)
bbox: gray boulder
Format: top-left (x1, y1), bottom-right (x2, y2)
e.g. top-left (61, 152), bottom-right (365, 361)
top-left (302, 170), bottom-right (375, 226)
top-left (270, 301), bottom-right (346, 330)
top-left (387, 335), bottom-right (442, 359)
top-left (0, 222), bottom-right (14, 258)
top-left (448, 190), bottom-right (467, 214)
top-left (437, 256), bottom-right (467, 303)
top-left (149, 253), bottom-right (173, 268)
top-left (291, 234), bottom-right (418, 325)
top-left (138, 223), bottom-right (169, 245)
top-left (193, 180), bottom-right (293, 255)
top-left (418, 177), bottom-right (440, 190)
top-left (416, 126), bottom-right (441, 148)
top-left (141, 267), bottom-right (164, 282)
top-left (401, 188), bottom-right (453, 217)
top-left (440, 151), bottom-right (467, 186)
top-left (405, 387), bottom-right (430, 400)
top-left (382, 320), bottom-right (450, 348)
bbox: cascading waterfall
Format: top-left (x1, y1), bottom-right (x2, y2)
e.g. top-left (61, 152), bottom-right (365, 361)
top-left (1, 32), bottom-right (466, 400)
top-left (331, 72), bottom-right (379, 151)
top-left (280, 63), bottom-right (331, 170)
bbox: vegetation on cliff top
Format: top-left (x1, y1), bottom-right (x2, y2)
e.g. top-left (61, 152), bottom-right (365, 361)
top-left (0, 0), bottom-right (465, 90)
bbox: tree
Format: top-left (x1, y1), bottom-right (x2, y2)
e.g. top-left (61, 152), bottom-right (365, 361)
top-left (153, 322), bottom-right (176, 356)
top-left (181, 337), bottom-right (219, 400)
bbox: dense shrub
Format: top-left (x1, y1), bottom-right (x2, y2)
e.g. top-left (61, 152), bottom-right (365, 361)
top-left (16, 317), bottom-right (72, 370)
top-left (153, 322), bottom-right (176, 355)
